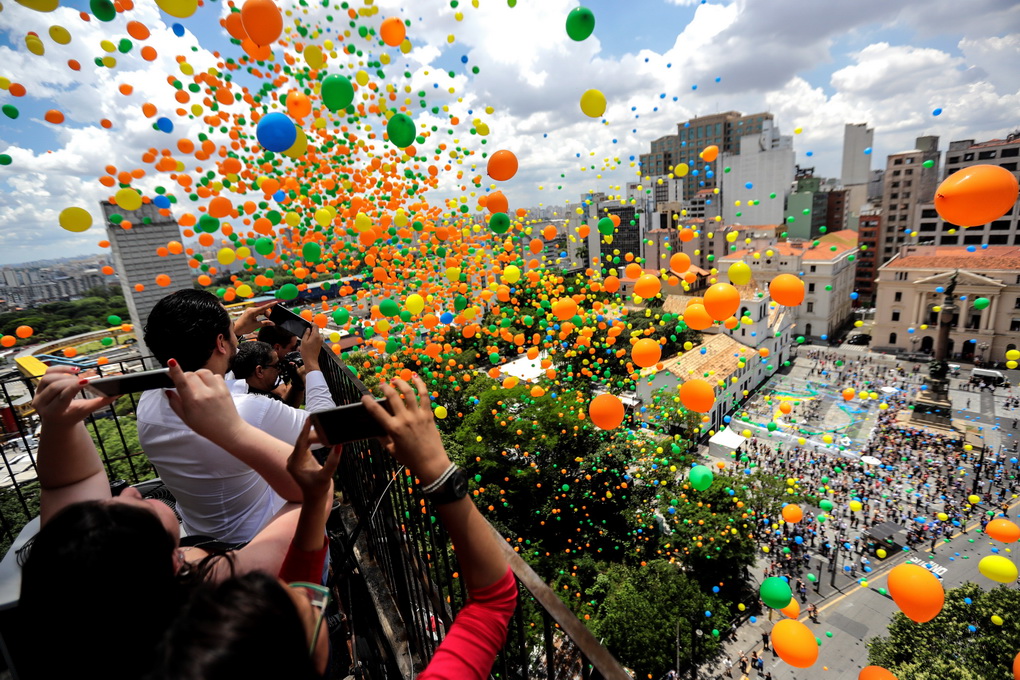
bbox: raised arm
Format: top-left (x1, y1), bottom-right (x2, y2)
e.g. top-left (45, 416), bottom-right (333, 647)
top-left (33, 366), bottom-right (117, 525)
top-left (165, 360), bottom-right (303, 502)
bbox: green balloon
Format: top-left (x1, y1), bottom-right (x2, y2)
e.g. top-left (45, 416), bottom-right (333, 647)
top-left (379, 299), bottom-right (400, 317)
top-left (759, 577), bottom-right (792, 609)
top-left (90, 0), bottom-right (116, 21)
top-left (332, 308), bottom-right (350, 325)
top-left (276, 283), bottom-right (300, 301)
top-left (597, 216), bottom-right (615, 235)
top-left (0, 155), bottom-right (11, 166)
top-left (565, 6), bottom-right (595, 41)
top-left (302, 241), bottom-right (321, 263)
top-left (973, 297), bottom-right (990, 310)
top-left (820, 499), bottom-right (833, 511)
top-left (2, 104), bottom-right (18, 120)
top-left (198, 214), bottom-right (220, 234)
top-left (386, 113), bottom-right (416, 149)
top-left (489, 212), bottom-right (511, 233)
top-left (255, 237), bottom-right (275, 255)
top-left (107, 315), bottom-right (122, 325)
top-left (689, 465), bottom-right (713, 491)
top-left (321, 75), bottom-right (354, 112)
top-left (806, 573), bottom-right (817, 582)
top-left (101, 337), bottom-right (114, 346)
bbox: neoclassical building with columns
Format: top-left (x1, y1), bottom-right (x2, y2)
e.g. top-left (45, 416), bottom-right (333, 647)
top-left (872, 245), bottom-right (1020, 362)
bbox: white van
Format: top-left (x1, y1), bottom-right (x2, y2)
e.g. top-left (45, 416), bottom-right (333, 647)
top-left (971, 367), bottom-right (1007, 386)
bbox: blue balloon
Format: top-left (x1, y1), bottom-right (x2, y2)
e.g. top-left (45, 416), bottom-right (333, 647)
top-left (850, 292), bottom-right (859, 300)
top-left (172, 23), bottom-right (185, 36)
top-left (256, 112), bottom-right (298, 152)
top-left (932, 108), bottom-right (943, 116)
top-left (273, 190), bottom-right (286, 202)
top-left (440, 312), bottom-right (455, 324)
top-left (153, 195), bottom-right (171, 209)
top-left (863, 147), bottom-right (872, 155)
top-left (155, 117), bottom-right (174, 133)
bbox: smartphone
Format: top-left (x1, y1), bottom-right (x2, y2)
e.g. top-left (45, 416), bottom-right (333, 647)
top-left (83, 368), bottom-right (174, 397)
top-left (309, 399), bottom-right (394, 445)
top-left (268, 305), bottom-right (313, 339)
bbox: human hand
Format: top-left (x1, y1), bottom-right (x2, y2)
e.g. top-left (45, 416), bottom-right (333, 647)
top-left (234, 300), bottom-right (279, 336)
top-left (362, 375), bottom-right (450, 485)
top-left (33, 366), bottom-right (116, 429)
top-left (299, 326), bottom-right (323, 371)
top-left (165, 359), bottom-right (246, 445)
top-left (286, 420), bottom-right (341, 501)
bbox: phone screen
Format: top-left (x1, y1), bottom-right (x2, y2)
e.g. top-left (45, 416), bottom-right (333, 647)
top-left (84, 369), bottom-right (174, 397)
top-left (268, 306), bottom-right (313, 339)
top-left (310, 399), bottom-right (393, 445)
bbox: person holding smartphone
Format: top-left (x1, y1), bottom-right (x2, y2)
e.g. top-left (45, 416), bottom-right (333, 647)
top-left (138, 290), bottom-right (335, 545)
top-left (153, 375), bottom-right (517, 680)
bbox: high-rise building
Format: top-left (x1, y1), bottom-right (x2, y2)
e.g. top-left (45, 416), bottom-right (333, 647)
top-left (854, 206), bottom-right (882, 304)
top-left (784, 175), bottom-right (828, 240)
top-left (877, 136), bottom-right (940, 264)
top-left (913, 133), bottom-right (1020, 248)
top-left (825, 188), bottom-right (849, 232)
top-left (639, 111), bottom-right (774, 200)
top-left (841, 123), bottom-right (874, 186)
top-left (100, 201), bottom-right (194, 364)
top-left (720, 119), bottom-right (795, 225)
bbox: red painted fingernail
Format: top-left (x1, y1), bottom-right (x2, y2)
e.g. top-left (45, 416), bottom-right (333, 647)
top-left (79, 379), bottom-right (88, 386)
top-left (168, 358), bottom-right (178, 367)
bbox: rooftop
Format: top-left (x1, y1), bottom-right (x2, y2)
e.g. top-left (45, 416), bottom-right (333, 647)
top-left (882, 245), bottom-right (1020, 272)
top-left (644, 333), bottom-right (748, 383)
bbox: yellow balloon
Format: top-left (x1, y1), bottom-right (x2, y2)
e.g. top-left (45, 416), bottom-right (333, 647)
top-left (48, 25), bottom-right (71, 44)
top-left (155, 0), bottom-right (198, 18)
top-left (304, 44), bottom-right (324, 69)
top-left (579, 89), bottom-right (607, 118)
top-left (969, 495), bottom-right (980, 505)
top-left (115, 188), bottom-right (142, 211)
top-left (235, 284), bottom-right (253, 298)
top-left (433, 405), bottom-right (448, 419)
top-left (314, 208), bottom-right (332, 227)
top-left (355, 212), bottom-right (373, 231)
top-left (728, 261), bottom-right (752, 286)
top-left (217, 248), bottom-right (236, 265)
top-left (282, 127), bottom-right (308, 159)
top-left (502, 265), bottom-right (521, 284)
top-left (849, 500), bottom-right (863, 512)
top-left (979, 556), bottom-right (1018, 583)
top-left (59, 206), bottom-right (92, 232)
top-left (991, 615), bottom-right (1004, 626)
top-left (14, 0), bottom-right (59, 11)
top-left (876, 549), bottom-right (887, 559)
top-left (405, 294), bottom-right (425, 315)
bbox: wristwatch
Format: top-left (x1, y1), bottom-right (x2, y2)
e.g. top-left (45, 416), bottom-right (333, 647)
top-left (421, 464), bottom-right (469, 505)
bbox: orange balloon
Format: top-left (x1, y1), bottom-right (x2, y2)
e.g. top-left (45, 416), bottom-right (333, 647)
top-left (486, 190), bottom-right (509, 214)
top-left (669, 252), bottom-right (691, 273)
top-left (985, 518), bottom-right (1020, 543)
top-left (602, 276), bottom-right (620, 293)
top-left (224, 12), bottom-right (248, 40)
top-left (723, 316), bottom-right (739, 330)
top-left (888, 564), bottom-right (944, 623)
top-left (683, 303), bottom-right (713, 331)
top-left (703, 283), bottom-right (740, 321)
top-left (779, 402), bottom-right (792, 415)
top-left (842, 388), bottom-right (855, 401)
top-left (859, 666), bottom-right (898, 680)
top-left (286, 91), bottom-right (311, 119)
top-left (770, 274), bottom-right (805, 307)
top-left (633, 274), bottom-right (661, 299)
top-left (553, 298), bottom-right (578, 321)
top-left (780, 599), bottom-right (800, 619)
top-left (782, 504), bottom-right (803, 523)
top-left (589, 393), bottom-right (625, 430)
top-left (240, 0), bottom-right (283, 47)
top-left (631, 338), bottom-right (661, 368)
top-left (680, 379), bottom-right (715, 413)
top-left (770, 619), bottom-right (817, 668)
top-left (155, 274), bottom-right (172, 287)
top-left (624, 263), bottom-right (643, 279)
top-left (487, 150), bottom-right (518, 181)
top-left (1014, 651), bottom-right (1020, 680)
top-left (935, 164), bottom-right (1019, 227)
top-left (699, 145), bottom-right (718, 163)
top-left (15, 325), bottom-right (33, 339)
top-left (679, 227), bottom-right (694, 242)
top-left (0, 336), bottom-right (15, 348)
top-left (379, 17), bottom-right (406, 47)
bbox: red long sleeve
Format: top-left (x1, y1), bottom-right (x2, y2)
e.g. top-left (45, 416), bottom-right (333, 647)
top-left (277, 537), bottom-right (328, 583)
top-left (419, 566), bottom-right (518, 680)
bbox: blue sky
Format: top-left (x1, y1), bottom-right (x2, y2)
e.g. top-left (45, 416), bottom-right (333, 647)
top-left (0, 0), bottom-right (1018, 264)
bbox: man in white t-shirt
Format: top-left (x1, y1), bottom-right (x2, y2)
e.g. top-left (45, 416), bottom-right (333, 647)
top-left (137, 290), bottom-right (335, 544)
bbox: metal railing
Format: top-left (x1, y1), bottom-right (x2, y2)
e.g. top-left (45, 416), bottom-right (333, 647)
top-left (318, 352), bottom-right (630, 680)
top-left (0, 350), bottom-right (628, 679)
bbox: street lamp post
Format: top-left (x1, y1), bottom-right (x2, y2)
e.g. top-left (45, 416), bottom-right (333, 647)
top-left (689, 628), bottom-right (703, 680)
top-left (977, 342), bottom-right (990, 365)
top-left (675, 620), bottom-right (681, 678)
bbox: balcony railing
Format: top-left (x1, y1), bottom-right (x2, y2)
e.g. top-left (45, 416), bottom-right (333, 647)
top-left (0, 350), bottom-right (629, 679)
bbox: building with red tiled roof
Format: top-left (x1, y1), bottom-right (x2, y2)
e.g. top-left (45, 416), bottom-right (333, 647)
top-left (873, 244), bottom-right (1020, 360)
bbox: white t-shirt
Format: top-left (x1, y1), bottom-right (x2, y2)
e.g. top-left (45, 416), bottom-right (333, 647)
top-left (136, 371), bottom-right (334, 544)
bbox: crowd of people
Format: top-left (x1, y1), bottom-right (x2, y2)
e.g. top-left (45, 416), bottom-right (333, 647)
top-left (17, 290), bottom-right (516, 680)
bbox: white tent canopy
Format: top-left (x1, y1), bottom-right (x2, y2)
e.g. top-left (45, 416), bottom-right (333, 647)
top-left (709, 427), bottom-right (747, 459)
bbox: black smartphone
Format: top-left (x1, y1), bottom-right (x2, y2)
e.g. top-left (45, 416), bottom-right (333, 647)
top-left (84, 368), bottom-right (174, 397)
top-left (268, 305), bottom-right (313, 339)
top-left (309, 399), bottom-right (394, 445)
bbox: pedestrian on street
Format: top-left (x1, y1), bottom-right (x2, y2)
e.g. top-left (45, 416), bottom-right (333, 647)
top-left (761, 630), bottom-right (770, 651)
top-left (739, 653), bottom-right (749, 675)
top-left (722, 656), bottom-right (734, 678)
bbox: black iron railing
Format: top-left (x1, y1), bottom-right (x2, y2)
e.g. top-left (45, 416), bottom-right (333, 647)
top-left (318, 350), bottom-right (630, 680)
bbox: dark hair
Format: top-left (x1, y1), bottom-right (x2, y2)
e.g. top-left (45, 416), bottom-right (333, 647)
top-left (232, 341), bottom-right (274, 379)
top-left (257, 324), bottom-right (297, 350)
top-left (145, 289), bottom-right (231, 372)
top-left (152, 572), bottom-right (318, 680)
top-left (18, 502), bottom-right (188, 680)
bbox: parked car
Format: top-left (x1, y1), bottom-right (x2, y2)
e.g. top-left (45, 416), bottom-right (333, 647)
top-left (846, 334), bottom-right (871, 346)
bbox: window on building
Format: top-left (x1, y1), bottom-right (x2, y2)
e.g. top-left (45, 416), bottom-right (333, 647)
top-left (989, 235), bottom-right (1009, 245)
top-left (894, 292), bottom-right (902, 302)
top-left (807, 302), bottom-right (814, 313)
top-left (921, 208), bottom-right (938, 218)
top-left (941, 235), bottom-right (959, 244)
top-left (896, 272), bottom-right (908, 281)
top-left (808, 283), bottom-right (815, 293)
top-left (1014, 296), bottom-right (1020, 310)
top-left (889, 332), bottom-right (898, 344)
top-left (1012, 319), bottom-right (1020, 333)
top-left (894, 158), bottom-right (903, 165)
top-left (891, 310), bottom-right (900, 321)
top-left (905, 169), bottom-right (913, 175)
top-left (890, 193), bottom-right (899, 199)
top-left (963, 152), bottom-right (975, 161)
top-left (1001, 147), bottom-right (1019, 158)
top-left (810, 265), bottom-right (816, 273)
top-left (963, 234), bottom-right (983, 244)
top-left (978, 150), bottom-right (997, 160)
top-left (891, 181), bottom-right (900, 188)
top-left (1001, 162), bottom-right (1018, 171)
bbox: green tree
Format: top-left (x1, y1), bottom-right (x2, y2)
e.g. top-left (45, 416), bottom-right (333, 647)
top-left (587, 560), bottom-right (724, 679)
top-left (87, 417), bottom-right (154, 483)
top-left (867, 582), bottom-right (1020, 680)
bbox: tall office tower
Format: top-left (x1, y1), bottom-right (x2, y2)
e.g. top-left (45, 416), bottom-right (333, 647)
top-left (720, 119), bottom-right (795, 226)
top-left (877, 136), bottom-right (940, 264)
top-left (100, 201), bottom-right (194, 366)
top-left (639, 111), bottom-right (774, 201)
top-left (841, 123), bottom-right (875, 231)
top-left (913, 133), bottom-right (1020, 248)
